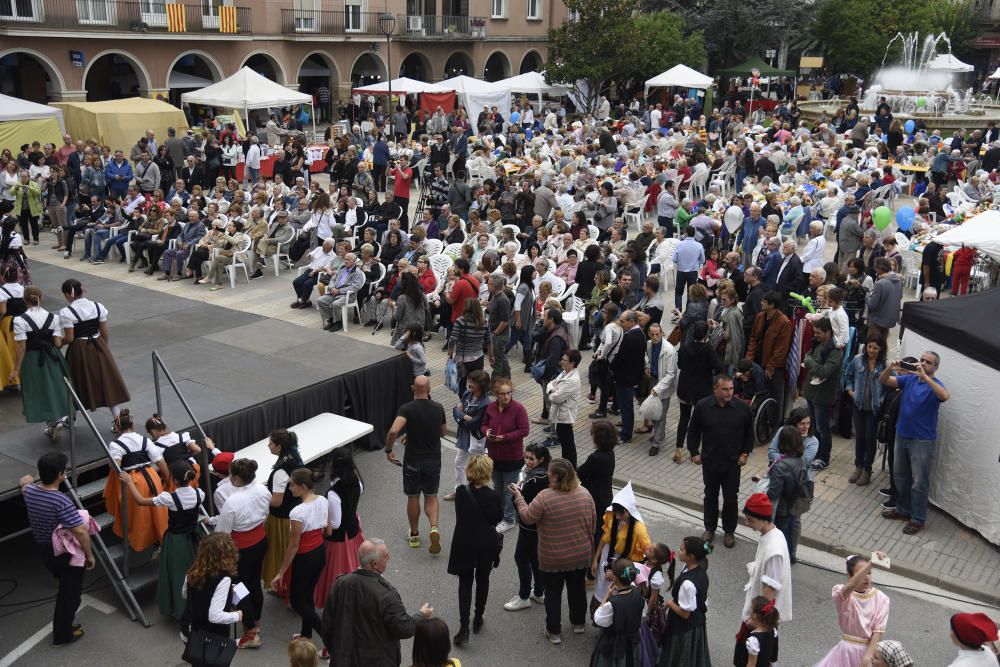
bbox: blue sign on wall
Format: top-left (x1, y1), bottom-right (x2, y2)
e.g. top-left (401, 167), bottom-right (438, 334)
top-left (69, 51), bottom-right (84, 68)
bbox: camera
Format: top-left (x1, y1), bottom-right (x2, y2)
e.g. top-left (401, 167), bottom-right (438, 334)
top-left (899, 360), bottom-right (918, 372)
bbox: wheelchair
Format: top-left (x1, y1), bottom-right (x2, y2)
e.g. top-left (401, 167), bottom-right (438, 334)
top-left (735, 389), bottom-right (781, 446)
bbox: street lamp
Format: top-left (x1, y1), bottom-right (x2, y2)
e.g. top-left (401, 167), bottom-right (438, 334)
top-left (379, 12), bottom-right (396, 109)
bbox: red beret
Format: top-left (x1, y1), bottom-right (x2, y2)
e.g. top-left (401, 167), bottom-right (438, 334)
top-left (743, 493), bottom-right (773, 520)
top-left (951, 613), bottom-right (999, 647)
top-left (212, 451), bottom-right (234, 475)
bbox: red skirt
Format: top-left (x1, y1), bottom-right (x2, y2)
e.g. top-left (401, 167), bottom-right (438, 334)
top-left (312, 518), bottom-right (365, 608)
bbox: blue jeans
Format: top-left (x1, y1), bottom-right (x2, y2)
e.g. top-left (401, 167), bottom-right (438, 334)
top-left (98, 232), bottom-right (129, 260)
top-left (492, 468), bottom-right (520, 524)
top-left (505, 326), bottom-right (532, 365)
top-left (84, 228), bottom-right (109, 258)
top-left (853, 407), bottom-right (878, 471)
top-left (774, 514), bottom-right (800, 564)
top-left (893, 437), bottom-right (936, 525)
top-left (247, 167), bottom-right (259, 184)
top-left (808, 400), bottom-right (833, 465)
top-left (615, 383), bottom-right (636, 439)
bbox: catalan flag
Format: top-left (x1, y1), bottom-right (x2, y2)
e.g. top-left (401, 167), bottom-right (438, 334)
top-left (219, 4), bottom-right (238, 33)
top-left (165, 3), bottom-right (186, 32)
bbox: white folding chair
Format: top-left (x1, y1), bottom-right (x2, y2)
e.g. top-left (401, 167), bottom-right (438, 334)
top-left (444, 242), bottom-right (464, 259)
top-left (561, 295), bottom-right (585, 347)
top-left (423, 238), bottom-right (443, 256)
top-left (225, 236), bottom-right (254, 288)
top-left (623, 195), bottom-right (648, 236)
top-left (272, 228), bottom-right (298, 277)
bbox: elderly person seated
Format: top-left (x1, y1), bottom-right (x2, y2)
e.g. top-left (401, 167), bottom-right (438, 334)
top-left (248, 210), bottom-right (295, 280)
top-left (127, 207), bottom-right (166, 272)
top-left (160, 209), bottom-right (207, 281)
top-left (317, 252), bottom-right (367, 331)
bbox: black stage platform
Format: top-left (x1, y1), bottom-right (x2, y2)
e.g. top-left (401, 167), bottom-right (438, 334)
top-left (0, 264), bottom-right (412, 502)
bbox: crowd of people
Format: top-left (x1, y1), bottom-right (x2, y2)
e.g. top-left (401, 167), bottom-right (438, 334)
top-left (5, 87), bottom-right (999, 666)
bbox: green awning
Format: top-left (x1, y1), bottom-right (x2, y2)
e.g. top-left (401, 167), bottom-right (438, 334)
top-left (716, 56), bottom-right (795, 78)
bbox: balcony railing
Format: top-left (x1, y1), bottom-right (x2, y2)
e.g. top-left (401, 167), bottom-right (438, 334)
top-left (0, 0), bottom-right (252, 34)
top-left (281, 9), bottom-right (486, 39)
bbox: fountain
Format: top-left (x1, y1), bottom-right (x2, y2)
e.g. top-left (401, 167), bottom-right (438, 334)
top-left (797, 32), bottom-right (1000, 134)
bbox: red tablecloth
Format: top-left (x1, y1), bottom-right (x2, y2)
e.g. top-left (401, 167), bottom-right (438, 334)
top-left (236, 156), bottom-right (328, 181)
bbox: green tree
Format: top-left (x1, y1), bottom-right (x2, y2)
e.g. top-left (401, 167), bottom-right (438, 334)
top-left (545, 0), bottom-right (641, 114)
top-left (630, 10), bottom-right (706, 80)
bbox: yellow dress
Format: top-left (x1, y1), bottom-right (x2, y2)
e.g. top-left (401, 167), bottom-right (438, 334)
top-left (0, 315), bottom-right (17, 389)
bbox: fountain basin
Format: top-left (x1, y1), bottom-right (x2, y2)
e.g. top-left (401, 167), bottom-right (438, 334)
top-left (797, 98), bottom-right (1000, 135)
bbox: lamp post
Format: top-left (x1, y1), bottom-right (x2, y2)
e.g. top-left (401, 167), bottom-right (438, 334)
top-left (379, 12), bottom-right (396, 110)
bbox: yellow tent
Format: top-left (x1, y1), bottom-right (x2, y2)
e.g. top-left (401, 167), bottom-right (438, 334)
top-left (50, 98), bottom-right (188, 152)
top-left (0, 93), bottom-right (65, 156)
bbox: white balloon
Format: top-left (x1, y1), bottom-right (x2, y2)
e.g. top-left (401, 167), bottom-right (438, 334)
top-left (724, 205), bottom-right (744, 233)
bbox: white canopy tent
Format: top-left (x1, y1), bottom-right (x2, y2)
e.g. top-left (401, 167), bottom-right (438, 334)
top-left (440, 75), bottom-right (509, 130)
top-left (926, 53), bottom-right (975, 73)
top-left (0, 93), bottom-right (65, 154)
top-left (352, 77), bottom-right (451, 96)
top-left (990, 67), bottom-right (1000, 80)
top-left (933, 209), bottom-right (1000, 262)
top-left (496, 71), bottom-right (567, 97)
top-left (644, 64), bottom-right (713, 95)
top-left (181, 67), bottom-right (314, 134)
top-left (168, 71), bottom-right (215, 90)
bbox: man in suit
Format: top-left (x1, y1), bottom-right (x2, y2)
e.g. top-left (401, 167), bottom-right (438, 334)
top-left (610, 309), bottom-right (647, 444)
top-left (65, 140), bottom-right (86, 187)
top-left (449, 126), bottom-right (468, 182)
top-left (180, 156), bottom-right (204, 193)
top-left (774, 239), bottom-right (805, 300)
top-left (164, 127), bottom-right (186, 180)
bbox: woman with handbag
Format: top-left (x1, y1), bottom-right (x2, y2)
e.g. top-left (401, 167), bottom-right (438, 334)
top-left (546, 349), bottom-right (582, 467)
top-left (182, 532), bottom-right (242, 667)
top-left (445, 370), bottom-right (491, 501)
top-left (447, 454), bottom-right (503, 647)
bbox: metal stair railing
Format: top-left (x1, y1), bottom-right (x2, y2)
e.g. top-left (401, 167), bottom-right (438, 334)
top-left (63, 377), bottom-right (151, 627)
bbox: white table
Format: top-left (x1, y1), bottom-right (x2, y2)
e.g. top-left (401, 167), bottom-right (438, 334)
top-left (233, 413), bottom-right (374, 472)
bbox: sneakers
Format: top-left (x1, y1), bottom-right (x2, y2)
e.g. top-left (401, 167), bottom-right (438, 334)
top-left (878, 487), bottom-right (892, 497)
top-left (496, 520), bottom-right (516, 533)
top-left (587, 393), bottom-right (596, 403)
top-left (530, 592), bottom-right (545, 604)
top-left (250, 268), bottom-right (264, 280)
top-left (237, 628), bottom-right (261, 649)
top-left (588, 410), bottom-right (607, 419)
top-left (429, 526), bottom-right (441, 554)
top-left (544, 629), bottom-right (562, 645)
top-left (810, 460), bottom-right (827, 471)
top-left (504, 596), bottom-right (531, 611)
top-left (443, 492), bottom-right (456, 501)
top-left (408, 532), bottom-right (421, 548)
top-left (880, 499), bottom-right (896, 510)
top-left (572, 625), bottom-right (586, 635)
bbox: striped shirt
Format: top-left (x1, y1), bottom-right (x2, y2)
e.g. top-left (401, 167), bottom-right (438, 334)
top-left (515, 485), bottom-right (595, 572)
top-left (22, 483), bottom-right (82, 545)
top-left (448, 317), bottom-right (492, 363)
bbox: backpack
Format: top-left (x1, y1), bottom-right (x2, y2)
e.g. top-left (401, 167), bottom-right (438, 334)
top-left (788, 458), bottom-right (814, 516)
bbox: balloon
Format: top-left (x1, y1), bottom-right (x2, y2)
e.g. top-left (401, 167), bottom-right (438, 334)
top-left (788, 292), bottom-right (816, 314)
top-left (916, 98), bottom-right (927, 109)
top-left (724, 205), bottom-right (744, 233)
top-left (896, 206), bottom-right (916, 232)
top-left (904, 119), bottom-right (915, 134)
top-left (873, 206), bottom-right (892, 231)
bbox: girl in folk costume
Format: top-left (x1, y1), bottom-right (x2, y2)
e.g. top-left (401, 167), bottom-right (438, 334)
top-left (262, 429), bottom-right (304, 594)
top-left (269, 468), bottom-right (332, 660)
top-left (815, 555), bottom-right (891, 667)
top-left (313, 448), bottom-right (365, 608)
top-left (9, 286), bottom-right (71, 440)
top-left (590, 482), bottom-right (651, 615)
top-left (0, 215), bottom-right (31, 285)
top-left (658, 536), bottom-right (712, 667)
top-left (104, 409), bottom-right (170, 552)
top-left (0, 265), bottom-right (25, 390)
top-left (591, 558), bottom-right (646, 667)
top-left (121, 460), bottom-right (205, 618)
top-left (145, 413), bottom-right (214, 492)
top-left (635, 543), bottom-right (676, 667)
top-left (58, 279), bottom-right (130, 423)
top-left (181, 534), bottom-right (244, 664)
top-left (737, 493), bottom-right (792, 662)
top-left (213, 458), bottom-right (272, 650)
top-left (735, 596), bottom-right (780, 666)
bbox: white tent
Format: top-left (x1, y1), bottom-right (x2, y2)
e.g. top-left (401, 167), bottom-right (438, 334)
top-left (168, 71), bottom-right (215, 90)
top-left (181, 67), bottom-right (313, 135)
top-left (439, 75), bottom-right (509, 129)
top-left (0, 93), bottom-right (65, 154)
top-left (644, 64), bottom-right (713, 94)
top-left (926, 53), bottom-right (974, 73)
top-left (352, 77), bottom-right (451, 96)
top-left (933, 209), bottom-right (1000, 262)
top-left (496, 71), bottom-right (567, 97)
top-left (990, 67), bottom-right (1000, 80)
top-left (441, 74), bottom-right (501, 98)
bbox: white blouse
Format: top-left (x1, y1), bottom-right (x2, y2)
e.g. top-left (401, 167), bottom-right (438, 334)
top-left (59, 298), bottom-right (108, 338)
top-left (289, 496), bottom-right (329, 532)
top-left (12, 307), bottom-right (61, 342)
top-left (154, 486), bottom-right (204, 510)
top-left (215, 483), bottom-right (271, 534)
top-left (109, 432), bottom-right (164, 465)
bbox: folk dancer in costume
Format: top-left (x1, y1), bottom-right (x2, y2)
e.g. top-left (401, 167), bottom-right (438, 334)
top-left (0, 266), bottom-right (26, 390)
top-left (120, 460), bottom-right (204, 619)
top-left (815, 554), bottom-right (891, 667)
top-left (658, 536), bottom-right (712, 667)
top-left (313, 448), bottom-right (366, 608)
top-left (103, 409), bottom-right (169, 552)
top-left (590, 482), bottom-right (651, 616)
top-left (261, 429), bottom-right (304, 595)
top-left (145, 413), bottom-right (214, 492)
top-left (9, 286), bottom-right (71, 440)
top-left (58, 279), bottom-right (130, 427)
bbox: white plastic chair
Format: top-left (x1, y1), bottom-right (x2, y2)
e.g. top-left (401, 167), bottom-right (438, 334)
top-left (224, 235), bottom-right (254, 288)
top-left (561, 295), bottom-right (585, 347)
top-left (487, 233), bottom-right (499, 249)
top-left (423, 238), bottom-right (443, 256)
top-left (444, 242), bottom-right (464, 259)
top-left (587, 224), bottom-right (600, 241)
top-left (623, 195), bottom-right (648, 236)
top-left (272, 228), bottom-right (298, 277)
top-left (545, 273), bottom-right (566, 298)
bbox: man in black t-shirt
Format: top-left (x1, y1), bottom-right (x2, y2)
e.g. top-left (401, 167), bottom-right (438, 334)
top-left (386, 375), bottom-right (447, 554)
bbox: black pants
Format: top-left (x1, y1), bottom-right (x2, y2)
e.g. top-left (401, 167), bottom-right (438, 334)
top-left (453, 156), bottom-right (466, 181)
top-left (238, 537), bottom-right (267, 632)
top-left (767, 367), bottom-right (787, 419)
top-left (19, 212), bottom-right (39, 243)
top-left (220, 165), bottom-right (236, 182)
top-left (139, 240), bottom-right (167, 270)
top-left (63, 220), bottom-right (92, 253)
top-left (556, 423), bottom-right (576, 467)
top-left (373, 164), bottom-right (387, 192)
top-left (41, 544), bottom-right (85, 644)
top-left (542, 568), bottom-right (587, 635)
top-left (675, 269), bottom-right (698, 310)
top-left (395, 196), bottom-right (410, 230)
top-left (676, 400), bottom-right (694, 450)
top-left (289, 546), bottom-right (326, 643)
top-left (702, 464), bottom-right (741, 534)
top-left (457, 564), bottom-right (492, 628)
top-left (187, 247), bottom-right (211, 279)
top-left (515, 529), bottom-right (543, 600)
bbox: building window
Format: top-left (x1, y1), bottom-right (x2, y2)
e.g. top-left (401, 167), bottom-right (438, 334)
top-left (293, 0), bottom-right (316, 30)
top-left (491, 0), bottom-right (505, 19)
top-left (345, 0), bottom-right (363, 30)
top-left (526, 0), bottom-right (540, 19)
top-left (77, 0), bottom-right (112, 24)
top-left (568, 8), bottom-right (579, 21)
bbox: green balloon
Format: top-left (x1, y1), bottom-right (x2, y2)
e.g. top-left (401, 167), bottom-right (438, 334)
top-left (873, 206), bottom-right (892, 230)
top-left (916, 98), bottom-right (927, 109)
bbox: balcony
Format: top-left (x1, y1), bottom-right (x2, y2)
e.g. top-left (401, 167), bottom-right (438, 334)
top-left (281, 10), bottom-right (486, 39)
top-left (0, 0), bottom-right (252, 34)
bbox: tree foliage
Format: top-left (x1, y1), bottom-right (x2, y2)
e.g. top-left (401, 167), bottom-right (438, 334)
top-left (630, 11), bottom-right (706, 80)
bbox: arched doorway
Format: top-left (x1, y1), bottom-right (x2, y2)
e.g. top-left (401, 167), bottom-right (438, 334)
top-left (399, 52), bottom-right (432, 82)
top-left (0, 50), bottom-right (63, 103)
top-left (350, 52), bottom-right (386, 88)
top-left (242, 53), bottom-right (282, 83)
top-left (483, 51), bottom-right (511, 83)
top-left (83, 51), bottom-right (150, 101)
top-left (298, 53), bottom-right (338, 123)
top-left (519, 51), bottom-right (543, 75)
top-left (443, 52), bottom-right (474, 78)
top-left (166, 52), bottom-right (222, 107)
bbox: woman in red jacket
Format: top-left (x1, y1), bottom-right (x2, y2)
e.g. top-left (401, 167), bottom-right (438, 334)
top-left (950, 244), bottom-right (976, 296)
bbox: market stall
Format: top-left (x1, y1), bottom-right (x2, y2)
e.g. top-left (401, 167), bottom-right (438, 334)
top-left (717, 56), bottom-right (795, 114)
top-left (51, 98), bottom-right (187, 154)
top-left (644, 64), bottom-right (714, 117)
top-left (440, 75), bottom-right (508, 126)
top-left (0, 93), bottom-right (65, 155)
top-left (496, 71), bottom-right (568, 114)
top-left (352, 77), bottom-right (451, 96)
top-left (899, 289), bottom-right (1000, 546)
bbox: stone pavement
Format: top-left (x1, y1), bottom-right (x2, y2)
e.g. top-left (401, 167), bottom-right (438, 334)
top-left (27, 191), bottom-right (1000, 607)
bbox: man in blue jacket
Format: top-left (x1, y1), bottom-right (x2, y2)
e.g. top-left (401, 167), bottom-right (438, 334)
top-left (105, 149), bottom-right (133, 200)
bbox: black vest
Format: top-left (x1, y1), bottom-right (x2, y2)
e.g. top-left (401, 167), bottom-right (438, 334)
top-left (326, 478), bottom-right (361, 542)
top-left (0, 285), bottom-right (26, 317)
top-left (668, 566), bottom-right (708, 630)
top-left (591, 587), bottom-right (644, 666)
top-left (267, 458), bottom-right (302, 519)
top-left (19, 312), bottom-right (56, 358)
top-left (186, 574), bottom-right (232, 637)
top-left (65, 303), bottom-right (101, 339)
top-left (156, 433), bottom-right (191, 465)
top-left (167, 489), bottom-right (203, 534)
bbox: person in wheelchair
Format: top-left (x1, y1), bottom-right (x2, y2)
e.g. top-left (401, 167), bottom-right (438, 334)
top-left (733, 358), bottom-right (766, 404)
top-left (732, 358), bottom-right (783, 445)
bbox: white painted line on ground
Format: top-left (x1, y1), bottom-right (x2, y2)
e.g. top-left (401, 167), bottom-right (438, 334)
top-left (0, 594), bottom-right (116, 667)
